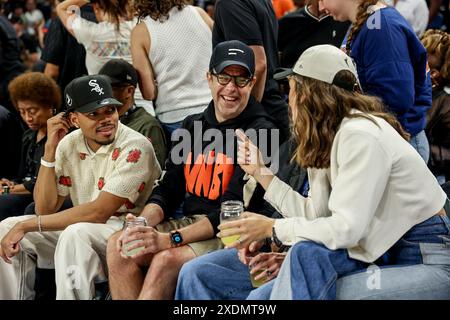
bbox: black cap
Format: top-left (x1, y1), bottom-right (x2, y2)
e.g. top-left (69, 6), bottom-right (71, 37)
top-left (209, 40), bottom-right (255, 77)
top-left (64, 75), bottom-right (122, 113)
top-left (98, 59), bottom-right (138, 87)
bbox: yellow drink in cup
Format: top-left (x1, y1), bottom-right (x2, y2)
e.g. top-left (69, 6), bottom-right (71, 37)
top-left (250, 269), bottom-right (268, 288)
top-left (221, 235), bottom-right (241, 246)
top-left (219, 200), bottom-right (244, 245)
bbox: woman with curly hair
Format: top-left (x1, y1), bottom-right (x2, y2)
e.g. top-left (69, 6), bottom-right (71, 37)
top-left (56, 0), bottom-right (157, 114)
top-left (421, 29), bottom-right (450, 184)
top-left (176, 45), bottom-right (449, 300)
top-left (131, 0), bottom-right (213, 139)
top-left (318, 0), bottom-right (432, 162)
top-left (0, 72), bottom-right (61, 221)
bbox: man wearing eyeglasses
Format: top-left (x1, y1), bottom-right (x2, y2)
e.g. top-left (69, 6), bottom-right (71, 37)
top-left (106, 40), bottom-right (280, 300)
top-left (0, 74), bottom-right (161, 299)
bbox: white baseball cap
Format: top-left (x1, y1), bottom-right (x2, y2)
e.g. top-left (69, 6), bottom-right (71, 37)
top-left (274, 44), bottom-right (360, 91)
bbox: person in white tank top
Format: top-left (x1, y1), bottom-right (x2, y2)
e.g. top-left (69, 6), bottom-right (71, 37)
top-left (56, 0), bottom-right (155, 116)
top-left (131, 0), bottom-right (214, 138)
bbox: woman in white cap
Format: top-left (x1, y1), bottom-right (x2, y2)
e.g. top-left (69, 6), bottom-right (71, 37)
top-left (178, 44), bottom-right (449, 300)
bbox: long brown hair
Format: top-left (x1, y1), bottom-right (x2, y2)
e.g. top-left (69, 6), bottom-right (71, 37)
top-left (134, 0), bottom-right (189, 22)
top-left (92, 0), bottom-right (133, 29)
top-left (421, 29), bottom-right (450, 87)
top-left (290, 71), bottom-right (410, 169)
top-left (346, 0), bottom-right (380, 54)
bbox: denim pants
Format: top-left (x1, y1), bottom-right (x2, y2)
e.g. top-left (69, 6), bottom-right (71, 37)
top-left (175, 214), bottom-right (450, 300)
top-left (409, 130), bottom-right (430, 163)
top-left (277, 214), bottom-right (450, 300)
top-left (175, 248), bottom-right (274, 300)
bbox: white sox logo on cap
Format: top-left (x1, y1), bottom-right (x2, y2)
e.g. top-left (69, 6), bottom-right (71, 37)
top-left (89, 79), bottom-right (104, 95)
top-left (228, 48), bottom-right (244, 56)
top-left (66, 94), bottom-right (72, 107)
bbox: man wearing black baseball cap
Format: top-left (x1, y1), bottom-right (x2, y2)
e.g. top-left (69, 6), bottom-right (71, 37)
top-left (106, 40), bottom-right (279, 300)
top-left (99, 59), bottom-right (167, 168)
top-left (0, 74), bottom-right (162, 299)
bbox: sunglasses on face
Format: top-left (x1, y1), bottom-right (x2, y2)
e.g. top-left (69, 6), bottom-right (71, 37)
top-left (212, 73), bottom-right (252, 88)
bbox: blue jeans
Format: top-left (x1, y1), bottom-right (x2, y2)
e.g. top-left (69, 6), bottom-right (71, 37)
top-left (277, 214), bottom-right (450, 300)
top-left (409, 130), bottom-right (430, 163)
top-left (176, 215), bottom-right (450, 300)
top-left (175, 248), bottom-right (273, 300)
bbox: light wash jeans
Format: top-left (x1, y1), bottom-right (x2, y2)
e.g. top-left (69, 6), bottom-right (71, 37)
top-left (175, 216), bottom-right (450, 300)
top-left (271, 215), bottom-right (450, 300)
top-left (409, 130), bottom-right (430, 163)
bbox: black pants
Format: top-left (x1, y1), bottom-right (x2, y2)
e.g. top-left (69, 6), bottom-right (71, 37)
top-left (0, 193), bottom-right (34, 222)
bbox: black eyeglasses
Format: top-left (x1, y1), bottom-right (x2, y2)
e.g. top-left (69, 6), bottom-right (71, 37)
top-left (211, 73), bottom-right (252, 88)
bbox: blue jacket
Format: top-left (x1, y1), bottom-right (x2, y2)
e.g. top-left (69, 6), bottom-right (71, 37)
top-left (350, 7), bottom-right (431, 136)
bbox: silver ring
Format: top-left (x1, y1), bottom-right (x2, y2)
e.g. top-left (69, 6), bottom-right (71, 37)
top-left (266, 270), bottom-right (272, 277)
top-left (237, 238), bottom-right (242, 245)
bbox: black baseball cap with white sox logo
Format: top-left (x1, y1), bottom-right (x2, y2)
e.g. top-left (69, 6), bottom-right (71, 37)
top-left (209, 40), bottom-right (255, 77)
top-left (64, 75), bottom-right (122, 113)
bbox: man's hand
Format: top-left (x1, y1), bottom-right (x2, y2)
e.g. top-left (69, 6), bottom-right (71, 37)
top-left (44, 113), bottom-right (72, 160)
top-left (0, 224), bottom-right (25, 263)
top-left (122, 226), bottom-right (171, 259)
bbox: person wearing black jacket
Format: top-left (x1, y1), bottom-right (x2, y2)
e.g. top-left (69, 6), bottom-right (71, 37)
top-left (0, 72), bottom-right (60, 221)
top-left (106, 40), bottom-right (280, 300)
top-left (0, 105), bottom-right (22, 181)
top-left (0, 14), bottom-right (25, 112)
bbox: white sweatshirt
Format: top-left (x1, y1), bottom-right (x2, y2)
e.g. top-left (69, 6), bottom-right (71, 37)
top-left (265, 112), bottom-right (446, 263)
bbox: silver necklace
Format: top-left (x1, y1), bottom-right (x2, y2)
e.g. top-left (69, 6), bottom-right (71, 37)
top-left (84, 138), bottom-right (93, 155)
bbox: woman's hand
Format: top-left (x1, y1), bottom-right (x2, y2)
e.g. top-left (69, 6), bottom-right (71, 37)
top-left (217, 212), bottom-right (275, 249)
top-left (1, 178), bottom-right (15, 188)
top-left (236, 129), bottom-right (267, 176)
top-left (236, 129), bottom-right (275, 190)
top-left (249, 252), bottom-right (287, 282)
top-left (237, 240), bottom-right (265, 265)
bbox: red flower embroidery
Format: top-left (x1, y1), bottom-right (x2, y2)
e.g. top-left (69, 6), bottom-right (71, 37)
top-left (79, 153), bottom-right (87, 160)
top-left (124, 200), bottom-right (136, 210)
top-left (126, 149), bottom-right (142, 163)
top-left (138, 182), bottom-right (146, 193)
top-left (58, 176), bottom-right (72, 187)
top-left (112, 148), bottom-right (121, 161)
top-left (98, 177), bottom-right (105, 190)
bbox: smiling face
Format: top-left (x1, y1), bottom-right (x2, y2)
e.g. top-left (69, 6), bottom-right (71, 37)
top-left (71, 105), bottom-right (119, 151)
top-left (208, 65), bottom-right (255, 123)
top-left (17, 100), bottom-right (53, 131)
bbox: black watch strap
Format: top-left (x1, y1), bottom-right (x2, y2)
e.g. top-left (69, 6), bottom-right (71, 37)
top-left (170, 230), bottom-right (183, 247)
top-left (271, 226), bottom-right (283, 248)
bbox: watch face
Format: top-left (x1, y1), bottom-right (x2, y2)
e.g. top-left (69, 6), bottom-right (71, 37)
top-left (172, 231), bottom-right (183, 245)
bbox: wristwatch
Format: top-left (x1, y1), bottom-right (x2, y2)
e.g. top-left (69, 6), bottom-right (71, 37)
top-left (170, 230), bottom-right (183, 247)
top-left (271, 226), bottom-right (283, 248)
